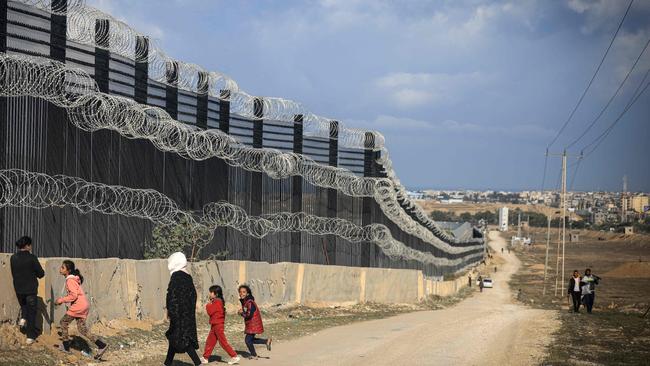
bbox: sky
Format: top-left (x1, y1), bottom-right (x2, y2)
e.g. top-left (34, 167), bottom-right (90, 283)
top-left (87, 0), bottom-right (650, 192)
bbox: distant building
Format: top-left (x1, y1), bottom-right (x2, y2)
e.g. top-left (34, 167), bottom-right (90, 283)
top-left (498, 207), bottom-right (508, 231)
top-left (592, 212), bottom-right (606, 225)
top-left (407, 191), bottom-right (425, 200)
top-left (621, 194), bottom-right (648, 214)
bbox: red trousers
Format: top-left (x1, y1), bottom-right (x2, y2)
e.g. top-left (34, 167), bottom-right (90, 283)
top-left (203, 325), bottom-right (237, 359)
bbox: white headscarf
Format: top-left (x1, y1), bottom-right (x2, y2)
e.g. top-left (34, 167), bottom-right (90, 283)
top-left (167, 252), bottom-right (188, 274)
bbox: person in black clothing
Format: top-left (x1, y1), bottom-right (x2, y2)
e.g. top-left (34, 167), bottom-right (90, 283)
top-left (567, 270), bottom-right (584, 313)
top-left (164, 252), bottom-right (201, 366)
top-left (10, 236), bottom-right (45, 344)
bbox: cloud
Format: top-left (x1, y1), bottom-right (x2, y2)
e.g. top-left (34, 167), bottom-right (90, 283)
top-left (86, 0), bottom-right (165, 40)
top-left (362, 115), bottom-right (553, 139)
top-left (375, 71), bottom-right (490, 108)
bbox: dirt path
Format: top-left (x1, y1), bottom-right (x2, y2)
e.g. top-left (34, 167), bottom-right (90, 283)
top-left (262, 231), bottom-right (559, 366)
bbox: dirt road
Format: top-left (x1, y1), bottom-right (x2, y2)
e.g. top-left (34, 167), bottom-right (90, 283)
top-left (261, 231), bottom-right (559, 366)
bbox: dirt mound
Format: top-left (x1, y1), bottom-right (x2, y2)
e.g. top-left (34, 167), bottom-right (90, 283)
top-left (604, 262), bottom-right (650, 278)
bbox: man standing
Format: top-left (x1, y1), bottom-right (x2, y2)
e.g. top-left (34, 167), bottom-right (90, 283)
top-left (468, 274), bottom-right (472, 288)
top-left (567, 270), bottom-right (584, 313)
top-left (581, 268), bottom-right (600, 314)
top-left (10, 236), bottom-right (45, 344)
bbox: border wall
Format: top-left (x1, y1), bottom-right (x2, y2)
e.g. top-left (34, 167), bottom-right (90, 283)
top-left (0, 254), bottom-right (473, 333)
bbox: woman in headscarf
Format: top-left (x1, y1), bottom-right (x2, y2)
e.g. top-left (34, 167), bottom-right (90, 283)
top-left (164, 252), bottom-right (201, 366)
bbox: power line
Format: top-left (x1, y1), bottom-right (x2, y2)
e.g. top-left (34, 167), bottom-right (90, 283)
top-left (566, 36), bottom-right (650, 149)
top-left (580, 74), bottom-right (650, 158)
top-left (546, 0), bottom-right (634, 149)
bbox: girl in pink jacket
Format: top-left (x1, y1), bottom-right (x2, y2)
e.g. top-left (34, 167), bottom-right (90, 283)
top-left (55, 260), bottom-right (108, 360)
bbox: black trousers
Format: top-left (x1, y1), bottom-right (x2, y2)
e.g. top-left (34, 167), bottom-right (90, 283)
top-left (570, 291), bottom-right (581, 312)
top-left (16, 293), bottom-right (38, 339)
top-left (164, 344), bottom-right (201, 366)
top-left (583, 293), bottom-right (595, 313)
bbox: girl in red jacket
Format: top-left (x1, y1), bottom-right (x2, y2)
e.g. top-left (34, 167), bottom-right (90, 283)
top-left (55, 260), bottom-right (108, 360)
top-left (237, 285), bottom-right (271, 359)
top-left (200, 285), bottom-right (240, 365)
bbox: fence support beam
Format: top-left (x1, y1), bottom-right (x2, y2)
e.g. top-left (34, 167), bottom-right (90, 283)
top-left (94, 19), bottom-right (110, 93)
top-left (326, 120), bottom-right (339, 265)
top-left (250, 98), bottom-right (264, 261)
top-left (361, 132), bottom-right (375, 268)
top-left (134, 36), bottom-right (148, 104)
top-left (291, 114), bottom-right (304, 262)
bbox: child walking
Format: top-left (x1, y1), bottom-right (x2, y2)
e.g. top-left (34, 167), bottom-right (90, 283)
top-left (200, 285), bottom-right (240, 365)
top-left (55, 260), bottom-right (108, 360)
top-left (237, 285), bottom-right (271, 359)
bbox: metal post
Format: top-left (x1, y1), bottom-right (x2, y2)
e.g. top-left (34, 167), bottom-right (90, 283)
top-left (560, 150), bottom-right (567, 295)
top-left (196, 71), bottom-right (209, 129)
top-left (94, 19), bottom-right (110, 93)
top-left (543, 213), bottom-right (550, 296)
top-left (165, 61), bottom-right (179, 119)
top-left (290, 114), bottom-right (303, 262)
top-left (134, 36), bottom-right (149, 104)
top-left (326, 120), bottom-right (339, 265)
top-left (361, 132), bottom-right (375, 267)
top-left (250, 98), bottom-right (264, 261)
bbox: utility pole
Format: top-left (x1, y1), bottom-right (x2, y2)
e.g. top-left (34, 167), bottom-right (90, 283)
top-left (561, 150), bottom-right (566, 293)
top-left (547, 150), bottom-right (580, 296)
top-left (543, 213), bottom-right (551, 296)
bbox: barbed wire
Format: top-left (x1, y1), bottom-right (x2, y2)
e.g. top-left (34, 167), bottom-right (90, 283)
top-left (9, 1), bottom-right (475, 248)
top-left (0, 52), bottom-right (483, 255)
top-left (11, 0), bottom-right (384, 151)
top-left (0, 168), bottom-right (482, 268)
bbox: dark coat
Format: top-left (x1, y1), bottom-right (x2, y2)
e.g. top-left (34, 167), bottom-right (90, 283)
top-left (165, 271), bottom-right (199, 352)
top-left (567, 277), bottom-right (585, 294)
top-left (240, 295), bottom-right (264, 334)
top-left (10, 251), bottom-right (45, 295)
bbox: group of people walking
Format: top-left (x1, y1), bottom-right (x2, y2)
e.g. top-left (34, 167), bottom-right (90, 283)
top-left (9, 237), bottom-right (271, 364)
top-left (567, 268), bottom-right (600, 313)
top-left (165, 251), bottom-right (271, 365)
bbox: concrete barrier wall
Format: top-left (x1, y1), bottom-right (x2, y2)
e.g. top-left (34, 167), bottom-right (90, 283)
top-left (0, 254), bottom-right (472, 332)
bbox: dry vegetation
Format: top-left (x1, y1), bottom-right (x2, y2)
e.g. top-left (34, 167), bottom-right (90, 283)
top-left (416, 200), bottom-right (559, 217)
top-left (509, 227), bottom-right (650, 365)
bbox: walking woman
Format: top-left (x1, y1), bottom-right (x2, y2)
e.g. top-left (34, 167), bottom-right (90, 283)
top-left (164, 252), bottom-right (201, 366)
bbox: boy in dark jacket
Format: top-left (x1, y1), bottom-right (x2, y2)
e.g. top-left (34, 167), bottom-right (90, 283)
top-left (567, 270), bottom-right (585, 313)
top-left (10, 236), bottom-right (45, 344)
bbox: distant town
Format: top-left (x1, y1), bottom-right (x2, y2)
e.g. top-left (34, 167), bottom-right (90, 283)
top-left (409, 189), bottom-right (650, 233)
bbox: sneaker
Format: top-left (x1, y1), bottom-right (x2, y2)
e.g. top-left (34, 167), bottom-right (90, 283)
top-left (81, 350), bottom-right (92, 358)
top-left (26, 338), bottom-right (34, 345)
top-left (266, 338), bottom-right (272, 351)
top-left (94, 344), bottom-right (109, 360)
top-left (228, 355), bottom-right (241, 365)
top-left (200, 356), bottom-right (209, 364)
top-left (18, 318), bottom-right (26, 327)
top-left (57, 343), bottom-right (70, 353)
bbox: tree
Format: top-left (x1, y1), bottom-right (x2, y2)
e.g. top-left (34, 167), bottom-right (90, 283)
top-left (459, 212), bottom-right (473, 222)
top-left (144, 215), bottom-right (213, 260)
top-left (430, 210), bottom-right (457, 222)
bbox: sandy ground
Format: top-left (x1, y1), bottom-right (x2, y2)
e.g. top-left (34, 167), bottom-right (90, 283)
top-left (261, 231), bottom-right (560, 366)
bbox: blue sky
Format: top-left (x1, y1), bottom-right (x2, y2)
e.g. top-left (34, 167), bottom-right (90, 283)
top-left (88, 0), bottom-right (650, 192)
